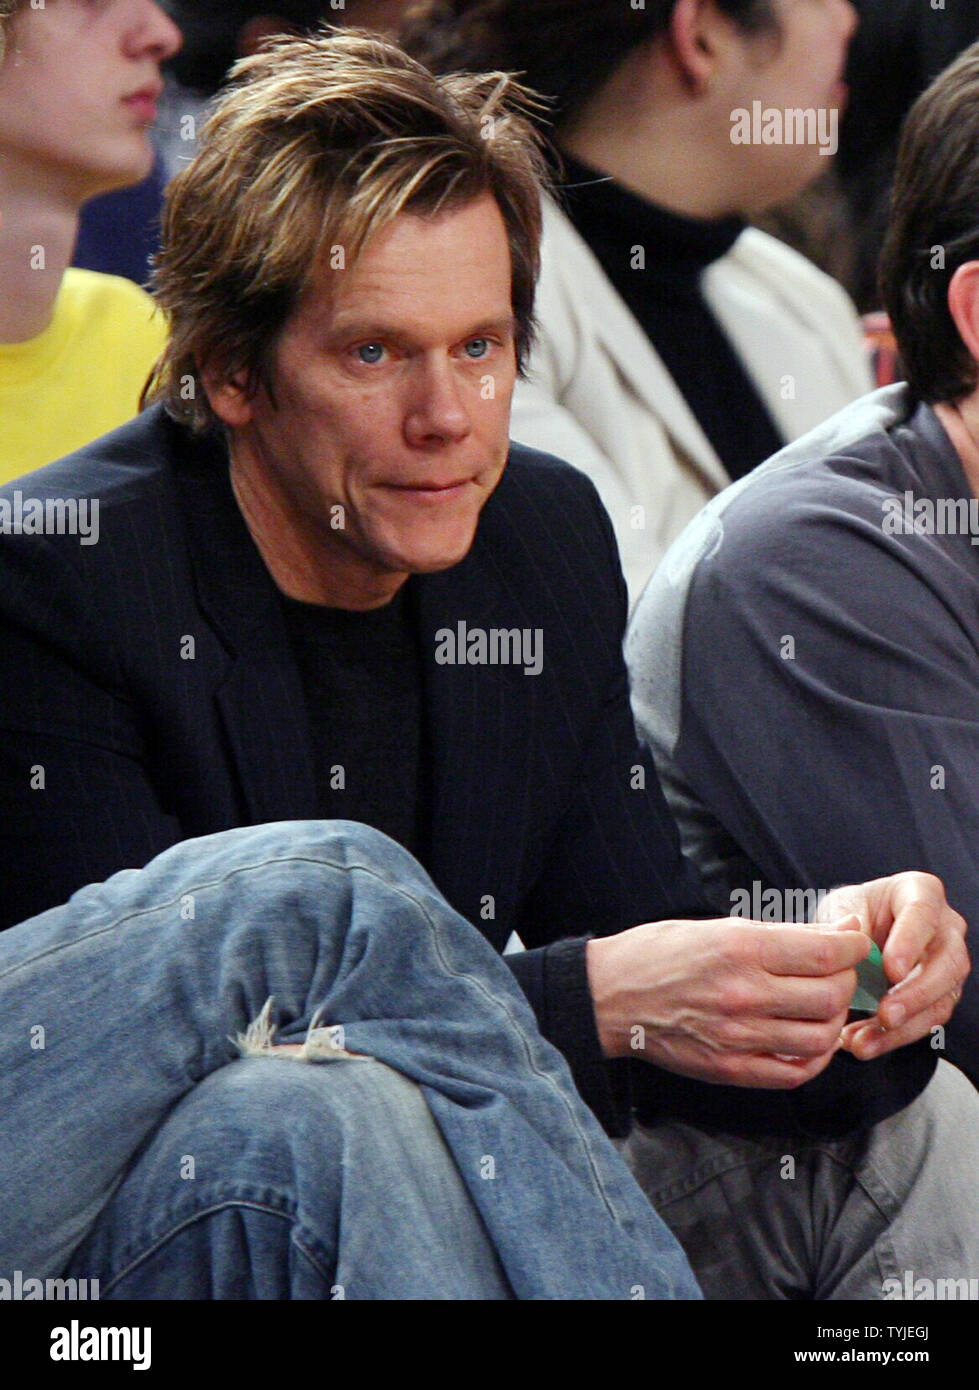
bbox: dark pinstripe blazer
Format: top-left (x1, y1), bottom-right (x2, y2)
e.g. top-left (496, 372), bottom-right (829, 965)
top-left (0, 405), bottom-right (709, 1125)
top-left (2, 406), bottom-right (898, 1140)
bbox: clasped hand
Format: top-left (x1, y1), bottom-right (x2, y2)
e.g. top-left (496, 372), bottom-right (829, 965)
top-left (585, 871), bottom-right (969, 1088)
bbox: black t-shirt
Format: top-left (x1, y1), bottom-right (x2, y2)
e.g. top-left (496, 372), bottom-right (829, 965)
top-left (280, 584), bottom-right (427, 859)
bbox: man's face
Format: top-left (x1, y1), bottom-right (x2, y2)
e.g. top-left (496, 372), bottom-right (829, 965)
top-left (0, 0), bottom-right (181, 202)
top-left (214, 194), bottom-right (519, 608)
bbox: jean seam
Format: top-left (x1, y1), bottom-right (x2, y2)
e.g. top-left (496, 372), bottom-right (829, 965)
top-left (105, 1181), bottom-right (300, 1260)
top-left (98, 1195), bottom-right (331, 1296)
top-left (0, 843), bottom-right (478, 982)
top-left (0, 848), bottom-right (379, 983)
top-left (0, 843), bottom-right (450, 982)
top-left (422, 900), bottom-right (623, 1223)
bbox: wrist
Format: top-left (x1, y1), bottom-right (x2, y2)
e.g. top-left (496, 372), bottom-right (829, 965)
top-left (585, 935), bottom-right (630, 1060)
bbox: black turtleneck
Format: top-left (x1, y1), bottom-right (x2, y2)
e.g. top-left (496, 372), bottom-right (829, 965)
top-left (557, 151), bottom-right (784, 481)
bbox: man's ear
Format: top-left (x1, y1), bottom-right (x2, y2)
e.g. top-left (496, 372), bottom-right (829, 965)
top-left (200, 364), bottom-right (255, 430)
top-left (668, 0), bottom-right (736, 93)
top-left (948, 262), bottom-right (979, 366)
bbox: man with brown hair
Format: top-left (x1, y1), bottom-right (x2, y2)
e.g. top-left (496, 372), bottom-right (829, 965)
top-left (0, 28), bottom-right (973, 1299)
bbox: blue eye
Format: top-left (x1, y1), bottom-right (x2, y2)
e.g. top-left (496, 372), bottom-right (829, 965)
top-left (465, 338), bottom-right (489, 359)
top-left (357, 343), bottom-right (385, 364)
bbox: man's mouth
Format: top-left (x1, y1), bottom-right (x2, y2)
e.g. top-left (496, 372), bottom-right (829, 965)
top-left (383, 479), bottom-right (474, 498)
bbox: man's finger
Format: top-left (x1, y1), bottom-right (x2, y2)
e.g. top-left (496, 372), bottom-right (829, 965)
top-left (843, 986), bottom-right (961, 1060)
top-left (720, 1049), bottom-right (840, 1090)
top-left (880, 896), bottom-right (938, 982)
top-left (755, 921), bottom-right (870, 977)
top-left (751, 972), bottom-right (858, 1022)
top-left (720, 1015), bottom-right (850, 1059)
top-left (876, 936), bottom-right (968, 1030)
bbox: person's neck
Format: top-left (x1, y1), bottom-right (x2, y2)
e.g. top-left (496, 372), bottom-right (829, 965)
top-left (0, 167), bottom-right (81, 344)
top-left (229, 446), bottom-right (407, 611)
top-left (558, 75), bottom-right (741, 221)
top-left (934, 394), bottom-right (979, 503)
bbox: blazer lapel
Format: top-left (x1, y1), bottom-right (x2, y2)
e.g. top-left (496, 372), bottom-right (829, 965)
top-left (413, 533), bottom-right (537, 933)
top-left (171, 430), bottom-right (318, 825)
top-left (543, 197), bottom-right (732, 494)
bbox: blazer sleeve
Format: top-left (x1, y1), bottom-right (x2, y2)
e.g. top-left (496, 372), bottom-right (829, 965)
top-left (503, 480), bottom-right (708, 1133)
top-left (0, 531), bottom-right (184, 930)
top-left (514, 480), bottom-right (708, 942)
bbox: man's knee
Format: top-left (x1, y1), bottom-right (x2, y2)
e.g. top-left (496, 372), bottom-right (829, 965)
top-left (67, 1061), bottom-right (357, 1298)
top-left (220, 818), bottom-right (425, 881)
top-left (152, 1057), bottom-right (432, 1177)
top-left (118, 1060), bottom-right (356, 1195)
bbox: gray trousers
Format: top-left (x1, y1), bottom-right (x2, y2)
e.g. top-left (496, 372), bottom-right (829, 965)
top-left (622, 1060), bottom-right (979, 1299)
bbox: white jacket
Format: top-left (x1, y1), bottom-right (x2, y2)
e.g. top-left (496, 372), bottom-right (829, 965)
top-left (510, 196), bottom-right (874, 609)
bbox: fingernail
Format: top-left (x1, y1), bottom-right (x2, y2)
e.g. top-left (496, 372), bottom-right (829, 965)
top-left (887, 1002), bottom-right (906, 1026)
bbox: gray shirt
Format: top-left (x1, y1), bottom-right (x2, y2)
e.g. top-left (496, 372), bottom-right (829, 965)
top-left (628, 384), bottom-right (979, 1116)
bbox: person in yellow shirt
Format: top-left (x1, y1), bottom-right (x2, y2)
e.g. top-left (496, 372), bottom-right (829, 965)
top-left (0, 0), bottom-right (180, 482)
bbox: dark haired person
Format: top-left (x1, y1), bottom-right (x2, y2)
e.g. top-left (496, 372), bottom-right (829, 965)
top-left (628, 43), bottom-right (979, 1113)
top-left (160, 0), bottom-right (407, 100)
top-left (403, 0), bottom-right (872, 606)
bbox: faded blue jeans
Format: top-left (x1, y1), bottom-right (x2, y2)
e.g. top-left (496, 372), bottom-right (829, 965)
top-left (0, 821), bottom-right (700, 1300)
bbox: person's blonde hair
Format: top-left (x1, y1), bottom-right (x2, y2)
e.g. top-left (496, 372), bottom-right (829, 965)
top-left (144, 27), bottom-right (549, 432)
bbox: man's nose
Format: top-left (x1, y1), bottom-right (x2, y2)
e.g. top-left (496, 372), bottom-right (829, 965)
top-left (403, 356), bottom-right (472, 447)
top-left (123, 1), bottom-right (183, 63)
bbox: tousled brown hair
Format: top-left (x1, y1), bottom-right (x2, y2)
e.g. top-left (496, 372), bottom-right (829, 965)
top-left (143, 27), bottom-right (549, 432)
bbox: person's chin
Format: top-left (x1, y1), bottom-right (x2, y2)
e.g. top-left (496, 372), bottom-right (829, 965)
top-left (387, 527), bottom-right (480, 577)
top-left (84, 152), bottom-right (154, 201)
top-left (402, 543), bottom-right (476, 575)
top-left (106, 135), bottom-right (155, 184)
